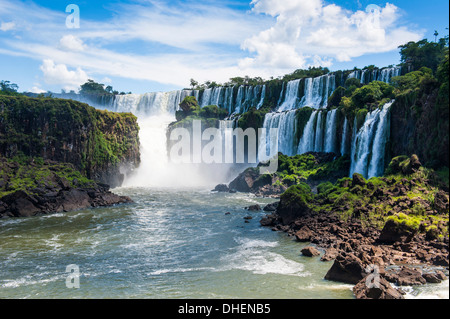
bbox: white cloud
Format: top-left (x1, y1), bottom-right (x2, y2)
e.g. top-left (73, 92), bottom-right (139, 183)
top-left (29, 86), bottom-right (46, 94)
top-left (0, 21), bottom-right (15, 31)
top-left (0, 0), bottom-right (424, 92)
top-left (59, 35), bottom-right (85, 52)
top-left (240, 1), bottom-right (423, 71)
top-left (39, 59), bottom-right (88, 91)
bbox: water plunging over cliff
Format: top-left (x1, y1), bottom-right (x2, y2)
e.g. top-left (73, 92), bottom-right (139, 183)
top-left (349, 101), bottom-right (393, 179)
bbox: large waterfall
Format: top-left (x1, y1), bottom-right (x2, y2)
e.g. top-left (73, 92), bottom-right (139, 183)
top-left (262, 111), bottom-right (298, 157)
top-left (347, 66), bottom-right (401, 84)
top-left (54, 65), bottom-right (400, 183)
top-left (349, 101), bottom-right (393, 179)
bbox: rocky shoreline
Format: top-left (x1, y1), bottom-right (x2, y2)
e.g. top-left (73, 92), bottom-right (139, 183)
top-left (0, 158), bottom-right (132, 218)
top-left (219, 154), bottom-right (450, 299)
top-left (259, 196), bottom-right (449, 298)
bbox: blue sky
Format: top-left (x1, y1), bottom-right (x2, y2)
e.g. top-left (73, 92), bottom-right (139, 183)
top-left (0, 0), bottom-right (448, 94)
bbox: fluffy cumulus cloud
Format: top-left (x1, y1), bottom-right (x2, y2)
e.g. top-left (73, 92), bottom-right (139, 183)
top-left (40, 59), bottom-right (89, 91)
top-left (0, 0), bottom-right (424, 92)
top-left (240, 0), bottom-right (423, 71)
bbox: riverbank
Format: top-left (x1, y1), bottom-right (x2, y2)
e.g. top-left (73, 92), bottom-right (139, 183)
top-left (257, 157), bottom-right (449, 299)
top-left (0, 157), bottom-right (132, 218)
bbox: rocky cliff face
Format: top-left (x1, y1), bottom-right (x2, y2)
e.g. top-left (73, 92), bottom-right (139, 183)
top-left (0, 96), bottom-right (140, 187)
top-left (389, 77), bottom-right (449, 169)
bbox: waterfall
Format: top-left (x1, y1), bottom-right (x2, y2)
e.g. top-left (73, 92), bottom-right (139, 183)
top-left (349, 101), bottom-right (394, 179)
top-left (297, 110), bottom-right (318, 155)
top-left (278, 79), bottom-right (301, 111)
top-left (200, 88), bottom-right (213, 107)
top-left (112, 92), bottom-right (183, 115)
top-left (314, 111), bottom-right (324, 152)
top-left (300, 76), bottom-right (323, 108)
top-left (262, 110), bottom-right (297, 156)
top-left (277, 82), bottom-right (286, 107)
top-left (367, 101), bottom-right (393, 178)
top-left (340, 117), bottom-right (348, 156)
top-left (347, 67), bottom-right (401, 84)
top-left (324, 109), bottom-right (338, 153)
top-left (257, 85), bottom-right (266, 109)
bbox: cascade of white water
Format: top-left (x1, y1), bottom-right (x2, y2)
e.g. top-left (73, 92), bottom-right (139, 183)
top-left (200, 88), bottom-right (213, 107)
top-left (340, 117), bottom-right (348, 156)
top-left (257, 85), bottom-right (266, 109)
top-left (262, 110), bottom-right (297, 156)
top-left (278, 79), bottom-right (301, 111)
top-left (314, 111), bottom-right (324, 152)
top-left (300, 76), bottom-right (323, 108)
top-left (367, 101), bottom-right (393, 178)
top-left (112, 92), bottom-right (182, 115)
top-left (349, 101), bottom-right (394, 178)
top-left (277, 82), bottom-right (286, 107)
top-left (297, 110), bottom-right (318, 155)
top-left (234, 86), bottom-right (245, 114)
top-left (324, 109), bottom-right (338, 153)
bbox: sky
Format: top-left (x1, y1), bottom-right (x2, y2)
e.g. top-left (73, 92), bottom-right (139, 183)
top-left (0, 0), bottom-right (448, 94)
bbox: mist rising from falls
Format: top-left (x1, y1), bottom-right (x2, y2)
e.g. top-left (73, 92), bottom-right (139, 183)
top-left (111, 93), bottom-right (240, 188)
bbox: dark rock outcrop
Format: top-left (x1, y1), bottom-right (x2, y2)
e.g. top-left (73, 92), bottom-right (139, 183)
top-left (324, 252), bottom-right (367, 285)
top-left (0, 159), bottom-right (132, 218)
top-left (353, 276), bottom-right (404, 299)
top-left (301, 246), bottom-right (321, 257)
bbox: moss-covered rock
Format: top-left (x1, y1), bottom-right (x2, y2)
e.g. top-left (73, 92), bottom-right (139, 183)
top-left (0, 95), bottom-right (140, 187)
top-left (277, 183), bottom-right (313, 224)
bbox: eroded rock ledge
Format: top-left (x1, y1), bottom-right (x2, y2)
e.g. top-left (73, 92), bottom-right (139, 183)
top-left (0, 158), bottom-right (132, 218)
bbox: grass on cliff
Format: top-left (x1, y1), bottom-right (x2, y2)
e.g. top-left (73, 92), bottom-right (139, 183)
top-left (277, 154), bottom-right (449, 241)
top-left (0, 155), bottom-right (96, 198)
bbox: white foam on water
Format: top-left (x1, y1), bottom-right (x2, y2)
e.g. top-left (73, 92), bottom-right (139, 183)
top-left (148, 267), bottom-right (216, 276)
top-left (403, 280), bottom-right (449, 299)
top-left (219, 237), bottom-right (308, 277)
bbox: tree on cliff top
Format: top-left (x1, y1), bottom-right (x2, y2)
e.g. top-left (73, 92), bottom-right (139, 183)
top-left (0, 80), bottom-right (20, 96)
top-left (399, 37), bottom-right (449, 73)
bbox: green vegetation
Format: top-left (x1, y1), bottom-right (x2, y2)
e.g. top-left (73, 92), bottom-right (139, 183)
top-left (237, 107), bottom-right (270, 131)
top-left (399, 37), bottom-right (449, 73)
top-left (275, 153), bottom-right (449, 240)
top-left (174, 96), bottom-right (228, 128)
top-left (0, 95), bottom-right (139, 180)
top-left (0, 80), bottom-right (21, 96)
top-left (79, 79), bottom-right (128, 96)
top-left (0, 156), bottom-right (96, 198)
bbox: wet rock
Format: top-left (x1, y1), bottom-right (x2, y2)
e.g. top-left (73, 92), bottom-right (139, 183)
top-left (353, 276), bottom-right (404, 299)
top-left (0, 191), bottom-right (41, 217)
top-left (324, 252), bottom-right (367, 285)
top-left (263, 202), bottom-right (279, 212)
top-left (301, 246), bottom-right (321, 257)
top-left (260, 214), bottom-right (277, 227)
top-left (246, 204), bottom-right (261, 211)
top-left (212, 184), bottom-right (229, 192)
top-left (395, 267), bottom-right (427, 286)
top-left (353, 277), bottom-right (404, 299)
top-left (422, 273), bottom-right (443, 284)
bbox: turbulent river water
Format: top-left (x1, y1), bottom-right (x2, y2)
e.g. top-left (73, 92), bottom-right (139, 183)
top-left (0, 187), bottom-right (448, 299)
